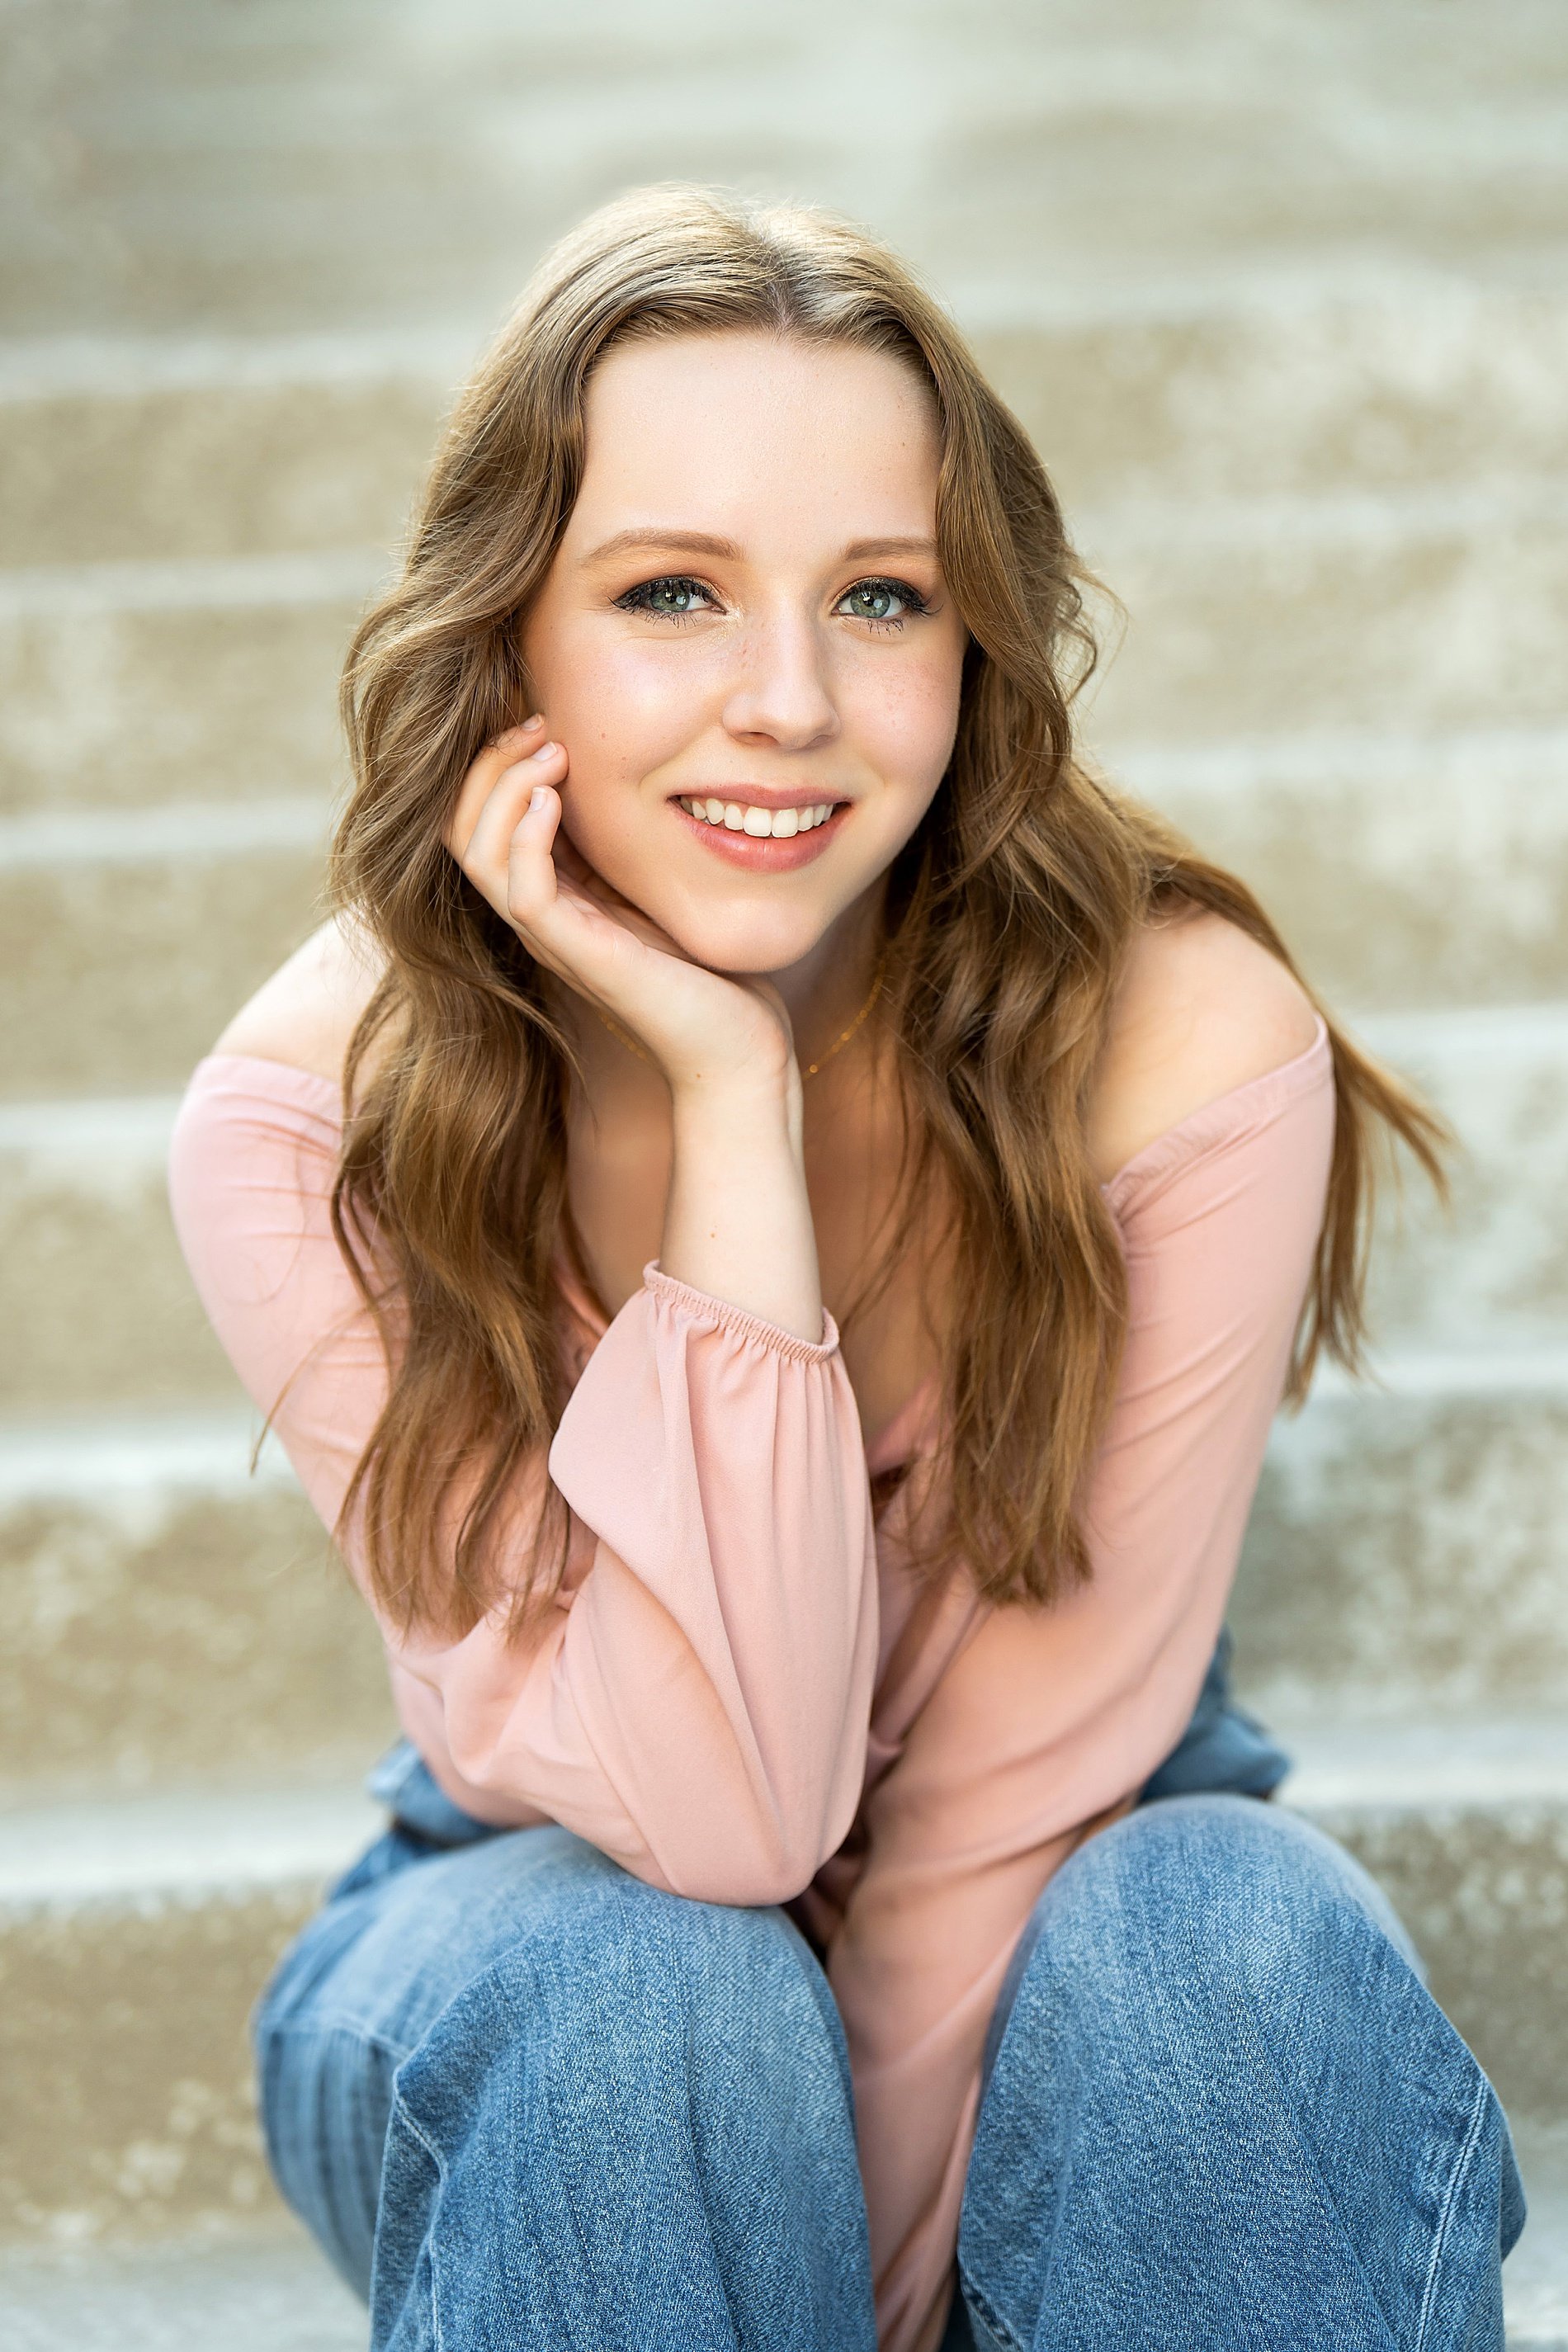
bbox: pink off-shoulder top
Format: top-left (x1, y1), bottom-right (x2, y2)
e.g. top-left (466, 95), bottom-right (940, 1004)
top-left (168, 1015), bottom-right (1334, 2352)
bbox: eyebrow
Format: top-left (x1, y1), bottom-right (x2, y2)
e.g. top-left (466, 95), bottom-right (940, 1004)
top-left (580, 528), bottom-right (940, 567)
top-left (840, 536), bottom-right (939, 563)
top-left (581, 528), bottom-right (744, 564)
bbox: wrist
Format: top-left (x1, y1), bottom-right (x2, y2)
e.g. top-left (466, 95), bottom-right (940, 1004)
top-left (667, 1050), bottom-right (799, 1122)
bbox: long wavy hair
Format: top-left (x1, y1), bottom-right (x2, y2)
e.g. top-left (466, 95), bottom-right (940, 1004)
top-left (329, 183), bottom-right (1448, 1644)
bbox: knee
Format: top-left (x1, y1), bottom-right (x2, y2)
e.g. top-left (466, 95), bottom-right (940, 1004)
top-left (1015, 1796), bottom-right (1415, 2040)
top-left (393, 1839), bottom-right (848, 2137)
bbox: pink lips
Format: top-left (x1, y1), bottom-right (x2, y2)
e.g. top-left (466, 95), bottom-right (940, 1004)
top-left (668, 796), bottom-right (846, 872)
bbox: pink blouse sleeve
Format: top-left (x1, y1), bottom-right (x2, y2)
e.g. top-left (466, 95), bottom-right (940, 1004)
top-left (167, 1054), bottom-right (880, 1906)
top-left (837, 1029), bottom-right (1336, 2352)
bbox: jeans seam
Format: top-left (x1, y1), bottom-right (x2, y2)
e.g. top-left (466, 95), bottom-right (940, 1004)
top-left (956, 2262), bottom-right (1026, 2352)
top-left (1413, 2066), bottom-right (1491, 2352)
top-left (388, 2090), bottom-right (450, 2352)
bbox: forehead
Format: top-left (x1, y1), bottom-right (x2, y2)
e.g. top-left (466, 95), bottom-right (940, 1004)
top-left (568, 330), bottom-right (942, 547)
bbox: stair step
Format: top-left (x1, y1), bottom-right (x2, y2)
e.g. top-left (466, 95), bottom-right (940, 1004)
top-left (0, 2224), bottom-right (363, 2352)
top-left (1, 2152), bottom-right (1561, 2350)
top-left (0, 334), bottom-right (461, 569)
top-left (0, 1415), bottom-right (396, 1803)
top-left (0, 800), bottom-right (327, 1098)
top-left (0, 1093), bottom-right (224, 1411)
top-left (1236, 1347), bottom-right (1568, 1721)
top-left (1509, 2126), bottom-right (1568, 2350)
top-left (5, 1), bottom-right (1566, 337)
top-left (0, 1740), bottom-right (1561, 2254)
top-left (1122, 731), bottom-right (1568, 1012)
top-left (3, 752), bottom-right (1568, 1104)
top-left (0, 554), bottom-right (371, 819)
top-left (0, 1782), bottom-right (379, 2241)
top-left (7, 286), bottom-right (1568, 569)
top-left (6, 1003), bottom-right (1564, 1411)
top-left (7, 489), bottom-right (1568, 819)
top-left (1282, 1721), bottom-right (1568, 2125)
top-left (1079, 484), bottom-right (1568, 747)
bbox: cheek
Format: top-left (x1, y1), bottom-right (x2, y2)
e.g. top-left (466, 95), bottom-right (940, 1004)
top-left (838, 642), bottom-right (964, 795)
top-left (535, 622), bottom-right (720, 779)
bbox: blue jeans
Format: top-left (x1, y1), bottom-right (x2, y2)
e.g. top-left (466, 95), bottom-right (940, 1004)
top-left (255, 1750), bottom-right (1524, 2348)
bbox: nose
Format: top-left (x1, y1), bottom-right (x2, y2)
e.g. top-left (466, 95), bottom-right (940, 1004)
top-left (720, 607), bottom-right (840, 753)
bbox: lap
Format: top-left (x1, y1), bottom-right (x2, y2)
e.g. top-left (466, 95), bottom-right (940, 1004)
top-left (254, 1807), bottom-right (850, 2298)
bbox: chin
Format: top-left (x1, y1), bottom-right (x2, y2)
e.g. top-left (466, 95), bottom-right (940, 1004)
top-left (659, 892), bottom-right (836, 977)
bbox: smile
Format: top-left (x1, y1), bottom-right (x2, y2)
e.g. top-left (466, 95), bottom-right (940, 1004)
top-left (668, 792), bottom-right (847, 871)
top-left (676, 796), bottom-right (837, 838)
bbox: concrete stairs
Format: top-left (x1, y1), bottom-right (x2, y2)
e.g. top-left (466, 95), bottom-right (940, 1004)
top-left (2, 2), bottom-right (1566, 2343)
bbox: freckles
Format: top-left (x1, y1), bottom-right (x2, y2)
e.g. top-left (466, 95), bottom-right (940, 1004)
top-left (842, 657), bottom-right (961, 781)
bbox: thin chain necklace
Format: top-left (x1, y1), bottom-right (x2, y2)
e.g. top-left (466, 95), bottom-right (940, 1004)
top-left (592, 947), bottom-right (889, 1081)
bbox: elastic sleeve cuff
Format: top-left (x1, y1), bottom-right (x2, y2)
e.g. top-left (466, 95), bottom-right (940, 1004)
top-left (640, 1260), bottom-right (840, 1363)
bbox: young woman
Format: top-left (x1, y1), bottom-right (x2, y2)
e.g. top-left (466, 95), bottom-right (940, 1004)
top-left (168, 187), bottom-right (1524, 2352)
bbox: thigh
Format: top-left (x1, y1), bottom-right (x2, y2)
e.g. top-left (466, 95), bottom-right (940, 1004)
top-left (253, 1819), bottom-right (583, 2295)
top-left (955, 1797), bottom-right (1524, 2352)
top-left (253, 1816), bottom-right (854, 2304)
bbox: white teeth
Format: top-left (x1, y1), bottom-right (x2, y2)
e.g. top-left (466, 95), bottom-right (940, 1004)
top-left (678, 796), bottom-right (838, 837)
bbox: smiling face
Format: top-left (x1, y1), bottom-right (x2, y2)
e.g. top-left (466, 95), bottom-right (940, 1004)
top-left (519, 329), bottom-right (968, 975)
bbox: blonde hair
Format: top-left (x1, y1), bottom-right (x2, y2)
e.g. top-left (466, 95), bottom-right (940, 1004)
top-left (329, 184), bottom-right (1447, 1641)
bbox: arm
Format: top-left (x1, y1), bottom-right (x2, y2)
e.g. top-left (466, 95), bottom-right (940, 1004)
top-left (168, 1055), bottom-right (880, 1906)
top-left (451, 721), bottom-right (824, 1341)
top-left (833, 1012), bottom-right (1335, 2352)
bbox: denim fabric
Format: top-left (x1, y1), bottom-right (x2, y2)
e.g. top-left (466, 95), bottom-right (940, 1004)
top-left (256, 1660), bottom-right (1524, 2350)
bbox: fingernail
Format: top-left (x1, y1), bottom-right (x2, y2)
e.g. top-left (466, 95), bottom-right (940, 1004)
top-left (529, 739), bottom-right (558, 761)
top-left (522, 712), bottom-right (545, 730)
top-left (528, 785), bottom-right (549, 813)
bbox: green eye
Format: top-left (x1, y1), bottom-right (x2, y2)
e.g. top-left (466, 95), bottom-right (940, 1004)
top-left (837, 576), bottom-right (928, 626)
top-left (617, 575), bottom-right (713, 619)
top-left (646, 578), bottom-right (699, 614)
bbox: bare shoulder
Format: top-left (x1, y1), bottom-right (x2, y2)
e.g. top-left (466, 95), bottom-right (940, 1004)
top-left (1085, 904), bottom-right (1322, 1185)
top-left (211, 914), bottom-right (387, 1085)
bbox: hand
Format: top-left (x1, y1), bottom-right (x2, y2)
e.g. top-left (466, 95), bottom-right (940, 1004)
top-left (446, 720), bottom-right (796, 1099)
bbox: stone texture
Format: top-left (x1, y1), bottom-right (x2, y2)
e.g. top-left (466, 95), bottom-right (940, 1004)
top-left (0, 560), bottom-right (369, 815)
top-left (1081, 490), bottom-right (1568, 744)
top-left (1121, 732), bottom-right (1568, 1011)
top-left (3, 1), bottom-right (1566, 337)
top-left (1299, 1792), bottom-right (1568, 2124)
top-left (0, 1099), bottom-right (234, 1410)
top-left (0, 1879), bottom-right (309, 2240)
top-left (0, 2225), bottom-right (364, 2352)
top-left (0, 829), bottom-right (325, 1097)
top-left (0, 1433), bottom-right (395, 1802)
top-left (1235, 1380), bottom-right (1568, 1721)
top-left (7, 286), bottom-right (1568, 576)
top-left (0, 355), bottom-right (453, 569)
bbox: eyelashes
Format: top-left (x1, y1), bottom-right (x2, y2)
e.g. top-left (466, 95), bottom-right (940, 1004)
top-left (614, 575), bottom-right (714, 622)
top-left (613, 573), bottom-right (933, 631)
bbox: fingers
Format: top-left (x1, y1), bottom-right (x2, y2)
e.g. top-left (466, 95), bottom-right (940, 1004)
top-left (460, 740), bottom-right (566, 885)
top-left (446, 714), bottom-right (560, 862)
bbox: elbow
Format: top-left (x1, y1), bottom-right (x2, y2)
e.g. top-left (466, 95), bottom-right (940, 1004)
top-left (650, 1788), bottom-right (855, 1910)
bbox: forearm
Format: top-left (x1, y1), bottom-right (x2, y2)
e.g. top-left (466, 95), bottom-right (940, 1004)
top-left (661, 1070), bottom-right (824, 1343)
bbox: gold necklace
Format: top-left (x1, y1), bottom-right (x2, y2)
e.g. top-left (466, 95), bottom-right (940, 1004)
top-left (592, 949), bottom-right (889, 1081)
